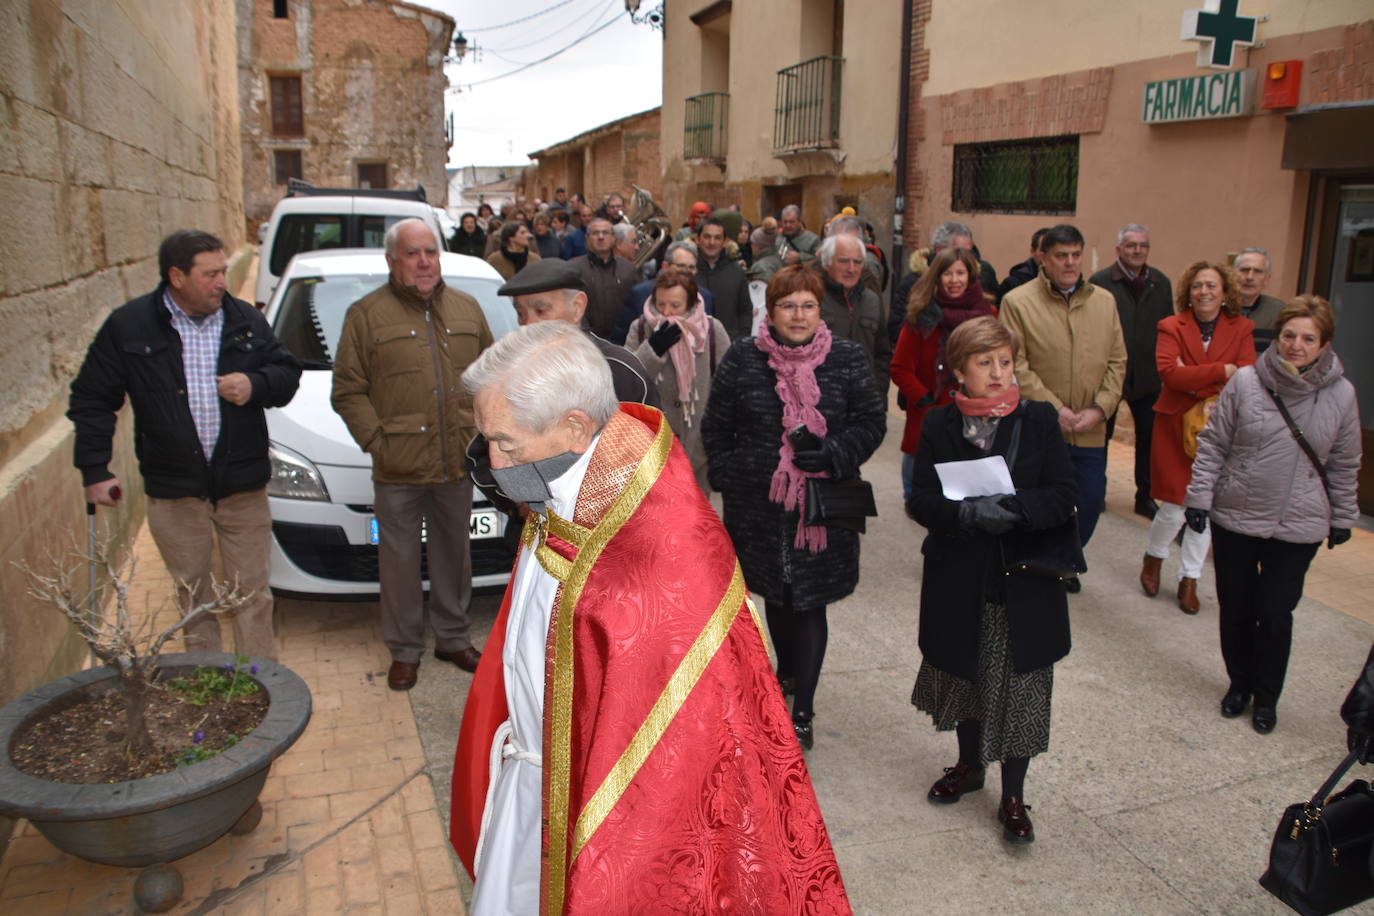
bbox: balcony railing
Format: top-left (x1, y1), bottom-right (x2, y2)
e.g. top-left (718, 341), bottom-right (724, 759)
top-left (773, 56), bottom-right (842, 153)
top-left (684, 92), bottom-right (728, 161)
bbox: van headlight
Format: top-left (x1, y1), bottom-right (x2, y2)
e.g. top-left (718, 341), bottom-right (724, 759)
top-left (268, 441), bottom-right (330, 501)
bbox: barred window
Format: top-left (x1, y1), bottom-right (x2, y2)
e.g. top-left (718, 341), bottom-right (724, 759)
top-left (951, 136), bottom-right (1079, 215)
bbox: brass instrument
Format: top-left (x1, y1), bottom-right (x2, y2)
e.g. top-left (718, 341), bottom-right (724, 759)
top-left (626, 185), bottom-right (673, 271)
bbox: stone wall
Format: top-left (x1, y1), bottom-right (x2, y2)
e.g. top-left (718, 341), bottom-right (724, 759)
top-left (521, 109), bottom-right (663, 209)
top-left (0, 0), bottom-right (246, 712)
top-left (238, 0), bottom-right (455, 230)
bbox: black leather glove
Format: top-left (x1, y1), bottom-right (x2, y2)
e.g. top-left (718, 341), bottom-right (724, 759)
top-left (791, 448), bottom-right (830, 473)
top-left (1348, 729), bottom-right (1373, 765)
top-left (647, 321), bottom-right (682, 356)
top-left (958, 496), bottom-right (1019, 536)
top-left (1329, 527), bottom-right (1352, 550)
top-left (997, 495), bottom-right (1030, 529)
top-left (1184, 507), bottom-right (1209, 534)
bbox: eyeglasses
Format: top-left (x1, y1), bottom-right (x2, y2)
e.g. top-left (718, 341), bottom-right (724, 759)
top-left (774, 301), bottom-right (819, 314)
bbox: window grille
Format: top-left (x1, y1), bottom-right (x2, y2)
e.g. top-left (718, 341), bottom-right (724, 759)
top-left (273, 150), bottom-right (302, 185)
top-left (951, 136), bottom-right (1079, 214)
top-left (684, 93), bottom-right (728, 160)
top-left (270, 76), bottom-right (304, 137)
top-left (773, 56), bottom-right (842, 152)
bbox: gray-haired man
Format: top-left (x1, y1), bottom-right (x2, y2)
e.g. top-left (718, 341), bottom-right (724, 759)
top-left (1091, 224), bottom-right (1173, 518)
top-left (1234, 247), bottom-right (1283, 352)
top-left (331, 218), bottom-right (494, 690)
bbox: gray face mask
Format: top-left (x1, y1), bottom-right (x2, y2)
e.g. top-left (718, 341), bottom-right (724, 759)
top-left (488, 451), bottom-right (582, 513)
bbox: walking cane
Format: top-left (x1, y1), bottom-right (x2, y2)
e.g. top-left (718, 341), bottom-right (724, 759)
top-left (86, 485), bottom-right (121, 669)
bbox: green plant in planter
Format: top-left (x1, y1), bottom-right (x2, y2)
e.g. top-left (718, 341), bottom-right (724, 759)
top-left (19, 545), bottom-right (246, 760)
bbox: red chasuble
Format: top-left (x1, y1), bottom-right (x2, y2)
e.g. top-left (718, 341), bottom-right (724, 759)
top-left (451, 404), bottom-right (850, 914)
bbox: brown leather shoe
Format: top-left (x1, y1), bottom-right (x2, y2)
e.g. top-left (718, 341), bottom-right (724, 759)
top-left (387, 660), bottom-right (419, 691)
top-left (435, 646), bottom-right (481, 673)
top-left (999, 797), bottom-right (1035, 844)
top-left (1177, 577), bottom-right (1200, 614)
top-left (927, 760), bottom-right (985, 804)
top-left (1140, 554), bottom-right (1162, 597)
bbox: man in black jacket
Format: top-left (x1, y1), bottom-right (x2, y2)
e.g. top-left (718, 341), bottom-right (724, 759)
top-left (68, 230), bottom-right (301, 660)
top-left (1091, 223), bottom-right (1173, 519)
top-left (695, 218), bottom-right (753, 340)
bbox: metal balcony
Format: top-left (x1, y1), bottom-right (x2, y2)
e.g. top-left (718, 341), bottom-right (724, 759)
top-left (684, 92), bottom-right (728, 161)
top-left (773, 56), bottom-right (842, 153)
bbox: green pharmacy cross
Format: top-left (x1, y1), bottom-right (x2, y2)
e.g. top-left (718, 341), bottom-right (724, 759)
top-left (1182, 0), bottom-right (1260, 70)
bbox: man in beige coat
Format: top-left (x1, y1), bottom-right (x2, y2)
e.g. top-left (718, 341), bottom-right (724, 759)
top-left (999, 224), bottom-right (1126, 588)
top-left (332, 219), bottom-right (494, 690)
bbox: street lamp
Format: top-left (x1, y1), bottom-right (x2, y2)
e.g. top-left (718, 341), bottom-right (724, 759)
top-left (624, 0), bottom-right (664, 30)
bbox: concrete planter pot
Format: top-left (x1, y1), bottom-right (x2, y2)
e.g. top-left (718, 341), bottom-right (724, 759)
top-left (0, 652), bottom-right (310, 906)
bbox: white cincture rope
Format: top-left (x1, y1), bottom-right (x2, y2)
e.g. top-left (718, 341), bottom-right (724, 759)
top-left (473, 719), bottom-right (543, 878)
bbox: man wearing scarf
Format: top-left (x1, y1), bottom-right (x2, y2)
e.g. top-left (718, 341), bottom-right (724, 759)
top-left (332, 219), bottom-right (494, 690)
top-left (451, 321), bottom-right (849, 916)
top-left (1090, 223), bottom-right (1174, 519)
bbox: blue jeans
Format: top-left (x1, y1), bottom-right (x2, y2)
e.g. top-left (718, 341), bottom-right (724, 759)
top-left (1065, 445), bottom-right (1107, 548)
top-left (902, 452), bottom-right (915, 506)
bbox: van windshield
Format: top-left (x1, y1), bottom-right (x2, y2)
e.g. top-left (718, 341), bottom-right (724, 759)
top-left (269, 214), bottom-right (423, 277)
top-left (270, 271), bottom-right (515, 368)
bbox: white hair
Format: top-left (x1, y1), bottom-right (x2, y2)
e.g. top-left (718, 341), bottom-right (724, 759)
top-left (612, 222), bottom-right (637, 244)
top-left (931, 220), bottom-right (973, 249)
top-left (818, 233), bottom-right (862, 268)
top-left (781, 204), bottom-right (802, 219)
top-left (1238, 246), bottom-right (1271, 273)
top-left (1117, 223), bottom-right (1149, 245)
top-left (826, 216), bottom-right (863, 238)
top-left (663, 239), bottom-right (698, 264)
top-left (461, 322), bottom-right (617, 433)
top-left (384, 218), bottom-right (441, 257)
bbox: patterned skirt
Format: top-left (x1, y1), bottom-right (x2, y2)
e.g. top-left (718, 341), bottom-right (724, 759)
top-left (912, 601), bottom-right (1054, 764)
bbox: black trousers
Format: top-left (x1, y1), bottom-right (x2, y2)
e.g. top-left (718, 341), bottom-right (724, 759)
top-left (1212, 522), bottom-right (1320, 708)
top-left (1106, 393), bottom-right (1157, 503)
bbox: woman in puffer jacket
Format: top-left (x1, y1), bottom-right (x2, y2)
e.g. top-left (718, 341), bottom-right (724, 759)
top-left (1184, 295), bottom-right (1361, 736)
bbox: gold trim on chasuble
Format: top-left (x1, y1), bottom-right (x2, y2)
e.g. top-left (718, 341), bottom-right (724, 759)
top-left (571, 563), bottom-right (749, 858)
top-left (543, 416), bottom-right (672, 915)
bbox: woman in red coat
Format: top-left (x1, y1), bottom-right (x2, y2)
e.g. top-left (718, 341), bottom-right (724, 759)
top-left (1141, 261), bottom-right (1254, 613)
top-left (892, 247), bottom-right (996, 510)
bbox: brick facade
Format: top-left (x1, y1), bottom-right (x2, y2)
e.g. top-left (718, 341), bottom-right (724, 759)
top-left (1307, 20), bottom-right (1374, 104)
top-left (938, 68), bottom-right (1114, 146)
top-left (521, 108), bottom-right (662, 208)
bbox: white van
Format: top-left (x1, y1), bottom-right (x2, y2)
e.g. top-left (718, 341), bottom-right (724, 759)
top-left (253, 180), bottom-right (443, 309)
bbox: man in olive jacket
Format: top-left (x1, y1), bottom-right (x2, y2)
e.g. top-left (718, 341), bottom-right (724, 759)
top-left (332, 219), bottom-right (494, 691)
top-left (1000, 224), bottom-right (1126, 567)
top-left (69, 229), bottom-right (301, 661)
top-left (1090, 223), bottom-right (1173, 519)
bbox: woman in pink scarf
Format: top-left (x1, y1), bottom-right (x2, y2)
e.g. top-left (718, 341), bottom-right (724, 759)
top-left (702, 265), bottom-right (886, 751)
top-left (625, 271), bottom-right (730, 494)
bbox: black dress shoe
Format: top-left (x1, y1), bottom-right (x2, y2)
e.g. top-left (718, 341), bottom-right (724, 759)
top-left (435, 646), bottom-right (481, 673)
top-left (998, 797), bottom-right (1035, 844)
top-left (793, 714), bottom-right (814, 751)
top-left (1064, 576), bottom-right (1081, 594)
top-left (1220, 690), bottom-right (1249, 718)
top-left (1134, 497), bottom-right (1158, 520)
top-left (1253, 706), bottom-right (1277, 734)
top-left (927, 760), bottom-right (985, 804)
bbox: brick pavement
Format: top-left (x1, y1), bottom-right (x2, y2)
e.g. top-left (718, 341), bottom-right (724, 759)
top-left (0, 522), bottom-right (467, 915)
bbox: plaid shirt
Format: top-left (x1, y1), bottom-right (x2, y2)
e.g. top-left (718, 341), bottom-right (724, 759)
top-left (163, 291), bottom-right (223, 458)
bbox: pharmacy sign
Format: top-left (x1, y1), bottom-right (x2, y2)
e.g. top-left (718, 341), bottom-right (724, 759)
top-left (1142, 69), bottom-right (1256, 124)
top-left (1182, 0), bottom-right (1260, 69)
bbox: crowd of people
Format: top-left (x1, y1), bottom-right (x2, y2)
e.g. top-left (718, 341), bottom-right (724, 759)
top-left (64, 188), bottom-right (1362, 907)
top-left (443, 190), bottom-right (1361, 847)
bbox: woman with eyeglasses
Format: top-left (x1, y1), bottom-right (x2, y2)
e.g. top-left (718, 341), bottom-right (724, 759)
top-left (702, 265), bottom-right (886, 751)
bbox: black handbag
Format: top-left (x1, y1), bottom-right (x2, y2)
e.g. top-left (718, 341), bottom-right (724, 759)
top-left (804, 477), bottom-right (877, 534)
top-left (1259, 750), bottom-right (1374, 915)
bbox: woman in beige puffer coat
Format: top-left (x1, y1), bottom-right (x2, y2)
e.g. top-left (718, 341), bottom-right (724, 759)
top-left (1184, 295), bottom-right (1361, 736)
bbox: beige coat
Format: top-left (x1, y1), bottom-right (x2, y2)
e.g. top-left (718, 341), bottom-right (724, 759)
top-left (331, 279), bottom-right (493, 484)
top-left (625, 306), bottom-right (730, 493)
top-left (999, 272), bottom-right (1127, 447)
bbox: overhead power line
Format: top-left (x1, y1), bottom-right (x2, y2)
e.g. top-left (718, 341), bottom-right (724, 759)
top-left (452, 2), bottom-right (622, 89)
top-left (459, 0), bottom-right (581, 32)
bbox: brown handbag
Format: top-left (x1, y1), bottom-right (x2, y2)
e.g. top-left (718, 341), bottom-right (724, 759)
top-left (1181, 395), bottom-right (1218, 459)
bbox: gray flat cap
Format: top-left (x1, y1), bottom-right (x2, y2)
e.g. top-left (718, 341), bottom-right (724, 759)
top-left (497, 258), bottom-right (586, 296)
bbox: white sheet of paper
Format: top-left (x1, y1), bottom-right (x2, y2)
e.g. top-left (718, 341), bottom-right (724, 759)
top-left (934, 455), bottom-right (1015, 500)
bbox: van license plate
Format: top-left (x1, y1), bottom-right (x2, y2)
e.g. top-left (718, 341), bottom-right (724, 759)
top-left (369, 509), bottom-right (501, 545)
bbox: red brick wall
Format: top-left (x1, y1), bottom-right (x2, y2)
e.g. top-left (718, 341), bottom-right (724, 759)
top-left (1307, 20), bottom-right (1374, 104)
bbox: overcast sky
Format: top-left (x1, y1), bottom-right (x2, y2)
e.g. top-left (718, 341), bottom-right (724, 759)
top-left (410, 0), bottom-right (665, 168)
